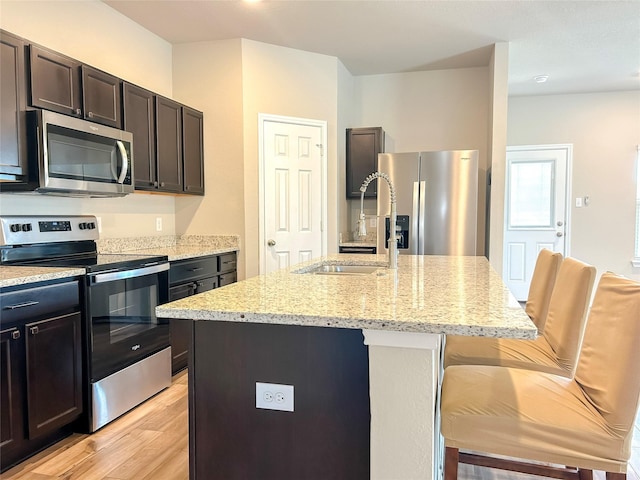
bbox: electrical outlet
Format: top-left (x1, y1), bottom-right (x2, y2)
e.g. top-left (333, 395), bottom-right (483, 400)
top-left (575, 197), bottom-right (583, 208)
top-left (256, 382), bottom-right (294, 412)
top-left (369, 217), bottom-right (376, 228)
top-left (96, 216), bottom-right (102, 233)
top-left (156, 217), bottom-right (162, 231)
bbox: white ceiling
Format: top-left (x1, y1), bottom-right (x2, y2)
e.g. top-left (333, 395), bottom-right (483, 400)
top-left (104, 0), bottom-right (640, 96)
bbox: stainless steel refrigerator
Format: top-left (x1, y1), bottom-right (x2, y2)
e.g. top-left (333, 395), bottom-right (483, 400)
top-left (376, 150), bottom-right (479, 255)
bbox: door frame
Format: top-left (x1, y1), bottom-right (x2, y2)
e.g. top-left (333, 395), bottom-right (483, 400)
top-left (258, 113), bottom-right (328, 275)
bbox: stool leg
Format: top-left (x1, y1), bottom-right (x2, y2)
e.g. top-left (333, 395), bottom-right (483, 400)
top-left (445, 447), bottom-right (459, 480)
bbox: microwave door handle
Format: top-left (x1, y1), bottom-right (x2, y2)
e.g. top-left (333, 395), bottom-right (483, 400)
top-left (116, 140), bottom-right (129, 184)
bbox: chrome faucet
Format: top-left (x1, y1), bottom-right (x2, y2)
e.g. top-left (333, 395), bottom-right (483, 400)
top-left (358, 172), bottom-right (398, 269)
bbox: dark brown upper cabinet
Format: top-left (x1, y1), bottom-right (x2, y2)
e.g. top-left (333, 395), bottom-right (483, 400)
top-left (182, 106), bottom-right (205, 195)
top-left (346, 127), bottom-right (385, 198)
top-left (28, 44), bottom-right (82, 117)
top-left (81, 65), bottom-right (121, 128)
top-left (0, 30), bottom-right (28, 182)
top-left (156, 96), bottom-right (183, 193)
top-left (123, 82), bottom-right (157, 190)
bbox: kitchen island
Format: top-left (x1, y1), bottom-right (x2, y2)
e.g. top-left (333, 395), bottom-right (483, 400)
top-left (156, 254), bottom-right (535, 480)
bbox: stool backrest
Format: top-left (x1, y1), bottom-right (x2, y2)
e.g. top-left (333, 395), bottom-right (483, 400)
top-left (525, 249), bottom-right (563, 332)
top-left (574, 272), bottom-right (640, 440)
top-left (542, 257), bottom-right (595, 374)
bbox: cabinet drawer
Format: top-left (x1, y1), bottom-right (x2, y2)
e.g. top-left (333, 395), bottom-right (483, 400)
top-left (169, 256), bottom-right (218, 285)
top-left (169, 283), bottom-right (196, 302)
top-left (218, 253), bottom-right (237, 274)
top-left (219, 272), bottom-right (237, 287)
top-left (0, 281), bottom-right (80, 325)
top-left (195, 276), bottom-right (218, 294)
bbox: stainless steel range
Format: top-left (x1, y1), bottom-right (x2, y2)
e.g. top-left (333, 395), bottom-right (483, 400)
top-left (0, 215), bottom-right (171, 432)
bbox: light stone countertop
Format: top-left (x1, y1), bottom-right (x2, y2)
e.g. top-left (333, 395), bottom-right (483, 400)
top-left (118, 245), bottom-right (238, 261)
top-left (157, 254), bottom-right (537, 339)
top-left (98, 234), bottom-right (239, 261)
top-left (0, 266), bottom-right (85, 288)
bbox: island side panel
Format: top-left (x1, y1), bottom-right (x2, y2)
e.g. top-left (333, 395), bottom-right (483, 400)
top-left (190, 320), bottom-right (370, 479)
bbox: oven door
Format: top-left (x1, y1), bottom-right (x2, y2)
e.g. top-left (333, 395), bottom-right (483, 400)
top-left (87, 263), bottom-right (169, 381)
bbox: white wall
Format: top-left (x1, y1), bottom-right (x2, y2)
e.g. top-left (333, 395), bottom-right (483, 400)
top-left (0, 0), bottom-right (176, 238)
top-left (172, 39), bottom-right (246, 277)
top-left (240, 39), bottom-right (340, 278)
top-left (507, 90), bottom-right (640, 281)
top-left (351, 67), bottom-right (491, 254)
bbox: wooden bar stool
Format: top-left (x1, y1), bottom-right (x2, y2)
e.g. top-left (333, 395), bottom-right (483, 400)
top-left (441, 272), bottom-right (640, 480)
top-left (444, 256), bottom-right (594, 377)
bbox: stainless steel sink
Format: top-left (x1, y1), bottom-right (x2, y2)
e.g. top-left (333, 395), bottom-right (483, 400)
top-left (309, 265), bottom-right (380, 275)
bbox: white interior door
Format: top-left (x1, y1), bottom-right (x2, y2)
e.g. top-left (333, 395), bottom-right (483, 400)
top-left (503, 145), bottom-right (571, 301)
top-left (260, 116), bottom-right (326, 273)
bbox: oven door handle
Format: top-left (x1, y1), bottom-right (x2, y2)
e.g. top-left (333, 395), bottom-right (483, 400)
top-left (89, 262), bottom-right (169, 284)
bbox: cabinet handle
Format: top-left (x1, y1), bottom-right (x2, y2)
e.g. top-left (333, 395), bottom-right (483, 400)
top-left (3, 300), bottom-right (39, 310)
top-left (154, 181), bottom-right (159, 187)
top-left (160, 182), bottom-right (165, 187)
top-left (29, 326), bottom-right (39, 335)
top-left (88, 111), bottom-right (94, 118)
top-left (11, 330), bottom-right (20, 340)
top-left (189, 267), bottom-right (203, 272)
top-left (75, 108), bottom-right (81, 115)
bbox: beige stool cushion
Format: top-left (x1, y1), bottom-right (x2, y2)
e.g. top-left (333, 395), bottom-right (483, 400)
top-left (444, 257), bottom-right (595, 376)
top-left (441, 272), bottom-right (640, 473)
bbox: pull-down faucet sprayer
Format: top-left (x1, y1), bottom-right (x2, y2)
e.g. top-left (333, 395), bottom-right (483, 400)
top-left (358, 172), bottom-right (398, 269)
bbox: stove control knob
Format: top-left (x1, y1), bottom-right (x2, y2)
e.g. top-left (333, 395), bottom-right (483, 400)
top-left (10, 223), bottom-right (21, 233)
top-left (21, 223), bottom-right (32, 232)
top-left (79, 222), bottom-right (87, 230)
top-left (87, 222), bottom-right (96, 230)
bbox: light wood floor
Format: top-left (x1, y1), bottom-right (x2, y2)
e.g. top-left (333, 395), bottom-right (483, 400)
top-left (1, 370), bottom-right (189, 480)
top-left (2, 369), bottom-right (639, 480)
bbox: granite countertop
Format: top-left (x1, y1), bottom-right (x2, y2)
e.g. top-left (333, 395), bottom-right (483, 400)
top-left (157, 254), bottom-right (536, 339)
top-left (98, 234), bottom-right (240, 261)
top-left (0, 266), bottom-right (85, 288)
top-left (339, 241), bottom-right (377, 247)
top-left (120, 245), bottom-right (238, 261)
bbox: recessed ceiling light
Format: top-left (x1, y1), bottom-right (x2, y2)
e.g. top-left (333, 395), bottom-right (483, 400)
top-left (534, 75), bottom-right (549, 83)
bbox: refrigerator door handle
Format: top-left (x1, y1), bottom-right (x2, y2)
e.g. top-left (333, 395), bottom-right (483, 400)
top-left (418, 180), bottom-right (426, 255)
top-left (412, 181), bottom-right (420, 254)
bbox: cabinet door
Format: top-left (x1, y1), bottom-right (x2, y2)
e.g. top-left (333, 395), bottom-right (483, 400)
top-left (123, 82), bottom-right (157, 190)
top-left (25, 311), bottom-right (82, 439)
top-left (156, 96), bottom-right (183, 193)
top-left (182, 106), bottom-right (205, 195)
top-left (81, 65), bottom-right (121, 128)
top-left (28, 44), bottom-right (81, 117)
top-left (0, 31), bottom-right (28, 180)
top-left (0, 327), bottom-right (25, 456)
top-left (346, 127), bottom-right (384, 198)
top-left (168, 282), bottom-right (197, 374)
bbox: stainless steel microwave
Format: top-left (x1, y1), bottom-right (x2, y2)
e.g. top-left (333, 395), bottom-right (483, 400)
top-left (27, 110), bottom-right (134, 197)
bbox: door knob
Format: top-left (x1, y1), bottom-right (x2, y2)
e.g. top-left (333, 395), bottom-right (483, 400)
top-left (556, 232), bottom-right (564, 237)
top-left (267, 239), bottom-right (276, 246)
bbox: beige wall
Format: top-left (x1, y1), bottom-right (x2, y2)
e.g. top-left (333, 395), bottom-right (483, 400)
top-left (507, 90), bottom-right (640, 281)
top-left (487, 43), bottom-right (510, 271)
top-left (351, 67), bottom-right (491, 255)
top-left (0, 0), bottom-right (176, 238)
top-left (240, 39), bottom-right (340, 278)
top-left (172, 39), bottom-right (246, 277)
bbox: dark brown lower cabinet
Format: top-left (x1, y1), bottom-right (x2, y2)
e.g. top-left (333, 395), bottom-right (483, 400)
top-left (25, 312), bottom-right (83, 439)
top-left (0, 280), bottom-right (83, 473)
top-left (190, 321), bottom-right (370, 479)
top-left (168, 253), bottom-right (237, 374)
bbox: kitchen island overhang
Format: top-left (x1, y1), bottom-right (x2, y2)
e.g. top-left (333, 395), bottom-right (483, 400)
top-left (156, 254), bottom-right (536, 480)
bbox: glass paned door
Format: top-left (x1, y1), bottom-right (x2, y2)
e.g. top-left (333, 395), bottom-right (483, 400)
top-left (503, 145), bottom-right (570, 301)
